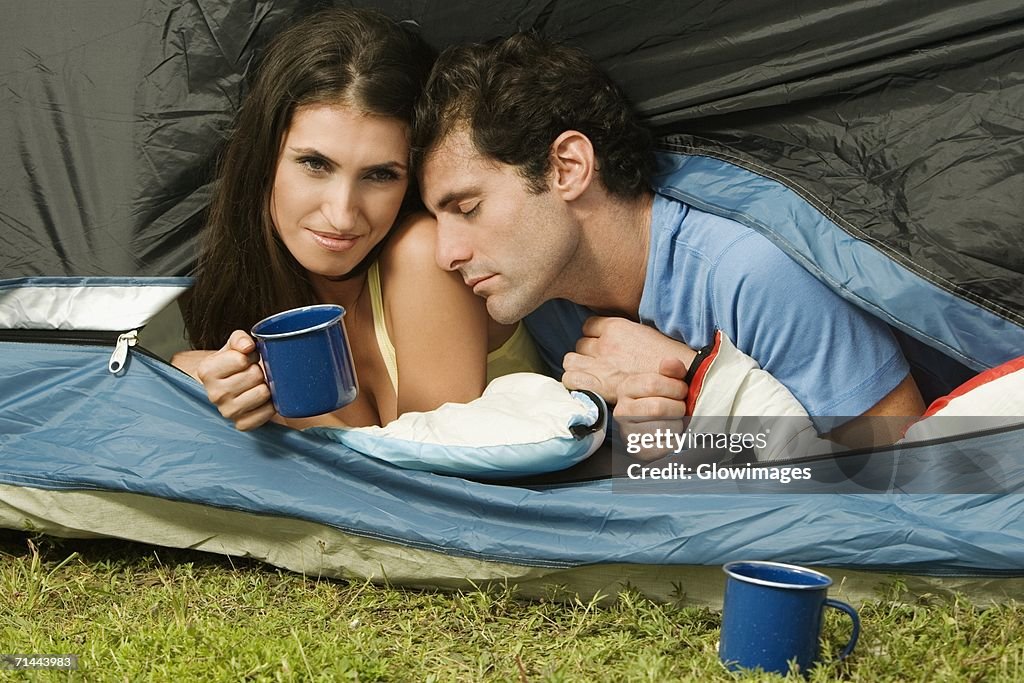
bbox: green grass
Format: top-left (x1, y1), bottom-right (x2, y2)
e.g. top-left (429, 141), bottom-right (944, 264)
top-left (1, 530), bottom-right (1022, 682)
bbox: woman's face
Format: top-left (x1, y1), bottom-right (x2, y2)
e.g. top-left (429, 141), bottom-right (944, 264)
top-left (270, 104), bottom-right (410, 279)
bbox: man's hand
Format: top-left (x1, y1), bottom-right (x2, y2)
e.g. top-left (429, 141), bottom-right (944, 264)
top-left (614, 357), bottom-right (690, 420)
top-left (196, 330), bottom-right (277, 431)
top-left (614, 358), bottom-right (690, 462)
top-left (561, 316), bottom-right (698, 403)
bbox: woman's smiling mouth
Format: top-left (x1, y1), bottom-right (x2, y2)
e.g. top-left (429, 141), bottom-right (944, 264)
top-left (309, 229), bottom-right (359, 252)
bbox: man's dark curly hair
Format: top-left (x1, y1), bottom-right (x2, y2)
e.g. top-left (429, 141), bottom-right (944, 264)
top-left (413, 32), bottom-right (653, 198)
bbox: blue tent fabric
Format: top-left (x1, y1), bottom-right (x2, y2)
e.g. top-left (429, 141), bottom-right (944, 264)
top-left (3, 341), bottom-right (1023, 579)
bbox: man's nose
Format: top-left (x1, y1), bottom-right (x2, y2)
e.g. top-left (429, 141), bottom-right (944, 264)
top-left (434, 217), bottom-right (471, 272)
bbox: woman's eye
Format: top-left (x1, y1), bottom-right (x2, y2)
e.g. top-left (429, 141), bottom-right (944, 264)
top-left (459, 202), bottom-right (480, 217)
top-left (366, 168), bottom-right (401, 183)
top-left (299, 156), bottom-right (328, 173)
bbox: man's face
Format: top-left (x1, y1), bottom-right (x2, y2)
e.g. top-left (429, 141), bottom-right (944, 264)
top-left (420, 129), bottom-right (579, 324)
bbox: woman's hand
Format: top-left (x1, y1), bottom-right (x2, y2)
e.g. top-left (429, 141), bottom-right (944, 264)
top-left (196, 330), bottom-right (277, 431)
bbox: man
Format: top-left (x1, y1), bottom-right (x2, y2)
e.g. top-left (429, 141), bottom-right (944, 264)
top-left (413, 33), bottom-right (924, 447)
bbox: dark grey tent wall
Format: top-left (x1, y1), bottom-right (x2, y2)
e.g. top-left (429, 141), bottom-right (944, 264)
top-left (1, 1), bottom-right (303, 278)
top-left (3, 1), bottom-right (1022, 324)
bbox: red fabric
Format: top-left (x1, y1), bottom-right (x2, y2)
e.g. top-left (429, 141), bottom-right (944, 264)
top-left (922, 355), bottom-right (1024, 418)
top-left (686, 331), bottom-right (723, 414)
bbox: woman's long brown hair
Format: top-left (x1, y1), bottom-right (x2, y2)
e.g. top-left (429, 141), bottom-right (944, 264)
top-left (182, 8), bottom-right (433, 350)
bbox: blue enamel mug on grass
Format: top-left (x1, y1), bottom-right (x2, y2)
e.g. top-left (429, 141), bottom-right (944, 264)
top-left (251, 304), bottom-right (358, 418)
top-left (719, 560), bottom-right (860, 675)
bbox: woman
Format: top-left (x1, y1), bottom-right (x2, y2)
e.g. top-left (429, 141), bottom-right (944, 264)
top-left (173, 8), bottom-right (544, 431)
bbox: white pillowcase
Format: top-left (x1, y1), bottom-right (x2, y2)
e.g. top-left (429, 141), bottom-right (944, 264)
top-left (307, 373), bottom-right (606, 478)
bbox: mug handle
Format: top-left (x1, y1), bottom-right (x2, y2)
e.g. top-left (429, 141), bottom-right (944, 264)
top-left (825, 598), bottom-right (861, 660)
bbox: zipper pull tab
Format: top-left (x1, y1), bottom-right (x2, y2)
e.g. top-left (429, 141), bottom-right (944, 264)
top-left (108, 330), bottom-right (139, 374)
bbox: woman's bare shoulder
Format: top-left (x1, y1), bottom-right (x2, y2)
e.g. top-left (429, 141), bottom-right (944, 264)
top-left (380, 211), bottom-right (439, 270)
top-left (378, 210), bottom-right (479, 317)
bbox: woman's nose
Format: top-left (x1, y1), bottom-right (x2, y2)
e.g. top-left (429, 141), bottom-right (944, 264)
top-left (320, 183), bottom-right (357, 231)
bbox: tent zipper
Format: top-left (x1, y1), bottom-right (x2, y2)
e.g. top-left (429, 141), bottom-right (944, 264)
top-left (108, 330), bottom-right (138, 374)
top-left (0, 328), bottom-right (145, 374)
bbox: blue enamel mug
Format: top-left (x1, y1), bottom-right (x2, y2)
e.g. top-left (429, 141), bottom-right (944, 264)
top-left (251, 304), bottom-right (358, 418)
top-left (719, 560), bottom-right (860, 675)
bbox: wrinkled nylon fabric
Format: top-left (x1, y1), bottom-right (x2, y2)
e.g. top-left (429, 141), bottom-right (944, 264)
top-left (2, 343), bottom-right (1024, 576)
top-left (1, 1), bottom-right (1021, 330)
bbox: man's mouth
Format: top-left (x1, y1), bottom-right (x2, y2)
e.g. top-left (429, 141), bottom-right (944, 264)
top-left (464, 273), bottom-right (495, 294)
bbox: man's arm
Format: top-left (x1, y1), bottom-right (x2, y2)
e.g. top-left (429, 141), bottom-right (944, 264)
top-left (824, 373), bottom-right (925, 449)
top-left (614, 330), bottom-right (925, 459)
top-left (704, 229), bottom-right (922, 437)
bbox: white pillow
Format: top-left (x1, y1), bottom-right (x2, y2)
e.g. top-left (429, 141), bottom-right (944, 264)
top-left (306, 373), bottom-right (606, 478)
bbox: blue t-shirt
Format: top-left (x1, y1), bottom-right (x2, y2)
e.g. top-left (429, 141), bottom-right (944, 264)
top-left (526, 192), bottom-right (909, 425)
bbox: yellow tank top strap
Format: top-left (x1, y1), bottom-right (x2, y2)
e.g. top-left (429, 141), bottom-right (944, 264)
top-left (370, 257), bottom-right (544, 392)
top-left (367, 260), bottom-right (399, 391)
top-left (485, 322), bottom-right (547, 383)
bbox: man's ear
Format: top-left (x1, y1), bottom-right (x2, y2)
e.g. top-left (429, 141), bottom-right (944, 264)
top-left (549, 131), bottom-right (595, 201)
